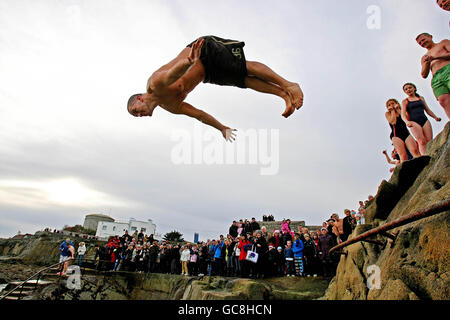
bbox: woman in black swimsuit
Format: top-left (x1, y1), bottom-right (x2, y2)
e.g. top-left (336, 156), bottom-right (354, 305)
top-left (385, 98), bottom-right (420, 162)
top-left (401, 83), bottom-right (441, 155)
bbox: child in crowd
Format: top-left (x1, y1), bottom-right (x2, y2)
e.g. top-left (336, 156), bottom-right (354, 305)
top-left (284, 241), bottom-right (295, 277)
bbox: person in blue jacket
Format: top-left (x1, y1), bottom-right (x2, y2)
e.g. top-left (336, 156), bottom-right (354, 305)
top-left (284, 240), bottom-right (295, 276)
top-left (57, 238), bottom-right (74, 275)
top-left (292, 234), bottom-right (304, 276)
top-left (208, 240), bottom-right (217, 276)
top-left (214, 240), bottom-right (225, 276)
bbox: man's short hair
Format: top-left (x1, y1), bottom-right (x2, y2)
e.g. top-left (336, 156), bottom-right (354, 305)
top-left (127, 93), bottom-right (141, 115)
top-left (416, 33), bottom-right (432, 40)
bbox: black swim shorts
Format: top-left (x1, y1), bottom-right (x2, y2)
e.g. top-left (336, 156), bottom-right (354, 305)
top-left (187, 35), bottom-right (248, 88)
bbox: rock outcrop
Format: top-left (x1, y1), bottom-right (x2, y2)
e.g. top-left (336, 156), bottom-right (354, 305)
top-left (0, 234), bottom-right (330, 300)
top-left (2, 124), bottom-right (449, 300)
top-left (37, 272), bottom-right (330, 300)
top-left (324, 122), bottom-right (450, 300)
top-left (0, 232), bottom-right (104, 266)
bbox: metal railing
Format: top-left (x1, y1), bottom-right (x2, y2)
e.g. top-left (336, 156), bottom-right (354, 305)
top-left (0, 257), bottom-right (118, 300)
top-left (0, 260), bottom-right (66, 300)
top-left (329, 199), bottom-right (450, 255)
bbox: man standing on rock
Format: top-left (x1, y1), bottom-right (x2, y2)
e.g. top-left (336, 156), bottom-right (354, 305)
top-left (57, 238), bottom-right (73, 276)
top-left (127, 35), bottom-right (304, 142)
top-left (416, 33), bottom-right (450, 119)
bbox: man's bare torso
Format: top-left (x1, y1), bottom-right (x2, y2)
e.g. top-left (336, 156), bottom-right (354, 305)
top-left (426, 40), bottom-right (450, 75)
top-left (146, 47), bottom-right (206, 112)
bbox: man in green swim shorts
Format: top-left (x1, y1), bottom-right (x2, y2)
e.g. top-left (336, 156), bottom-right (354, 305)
top-left (416, 33), bottom-right (450, 119)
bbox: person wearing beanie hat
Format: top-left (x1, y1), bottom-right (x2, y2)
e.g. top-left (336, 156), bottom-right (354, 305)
top-left (276, 246), bottom-right (286, 277)
top-left (268, 229), bottom-right (285, 252)
top-left (266, 243), bottom-right (278, 277)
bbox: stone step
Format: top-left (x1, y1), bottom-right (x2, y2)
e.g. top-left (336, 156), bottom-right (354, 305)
top-left (9, 280), bottom-right (53, 286)
top-left (1, 294), bottom-right (34, 301)
top-left (5, 289), bottom-right (34, 297)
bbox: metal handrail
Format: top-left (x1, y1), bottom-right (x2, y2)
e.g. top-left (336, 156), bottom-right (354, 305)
top-left (0, 260), bottom-right (66, 300)
top-left (329, 199), bottom-right (450, 255)
top-left (0, 257), bottom-right (119, 300)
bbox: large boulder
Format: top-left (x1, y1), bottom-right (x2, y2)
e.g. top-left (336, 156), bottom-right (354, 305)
top-left (324, 122), bottom-right (450, 300)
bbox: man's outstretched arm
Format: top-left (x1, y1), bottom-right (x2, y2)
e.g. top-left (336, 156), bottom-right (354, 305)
top-left (175, 102), bottom-right (236, 142)
top-left (152, 38), bottom-right (205, 88)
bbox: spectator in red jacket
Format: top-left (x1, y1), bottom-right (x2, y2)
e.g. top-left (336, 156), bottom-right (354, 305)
top-left (238, 235), bottom-right (252, 278)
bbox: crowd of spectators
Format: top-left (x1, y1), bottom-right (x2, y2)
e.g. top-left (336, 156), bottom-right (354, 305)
top-left (72, 198), bottom-right (372, 279)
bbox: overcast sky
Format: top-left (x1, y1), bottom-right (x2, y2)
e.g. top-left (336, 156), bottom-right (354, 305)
top-left (0, 0), bottom-right (448, 241)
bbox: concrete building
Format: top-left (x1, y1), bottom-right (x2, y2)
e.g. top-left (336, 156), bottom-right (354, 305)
top-left (83, 214), bottom-right (115, 231)
top-left (96, 218), bottom-right (157, 240)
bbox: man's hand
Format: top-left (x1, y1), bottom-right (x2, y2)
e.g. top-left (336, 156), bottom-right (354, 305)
top-left (188, 38), bottom-right (204, 64)
top-left (423, 55), bottom-right (434, 63)
top-left (222, 127), bottom-right (237, 142)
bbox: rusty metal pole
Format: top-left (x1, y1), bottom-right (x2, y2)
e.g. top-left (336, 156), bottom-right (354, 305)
top-left (329, 199), bottom-right (450, 255)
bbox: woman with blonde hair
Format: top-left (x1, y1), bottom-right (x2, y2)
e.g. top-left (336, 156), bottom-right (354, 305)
top-left (77, 242), bottom-right (86, 266)
top-left (180, 245), bottom-right (190, 276)
top-left (385, 98), bottom-right (420, 161)
top-left (401, 83), bottom-right (441, 155)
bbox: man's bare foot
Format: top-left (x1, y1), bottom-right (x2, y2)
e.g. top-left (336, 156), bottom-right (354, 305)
top-left (282, 93), bottom-right (295, 118)
top-left (286, 83), bottom-right (304, 109)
